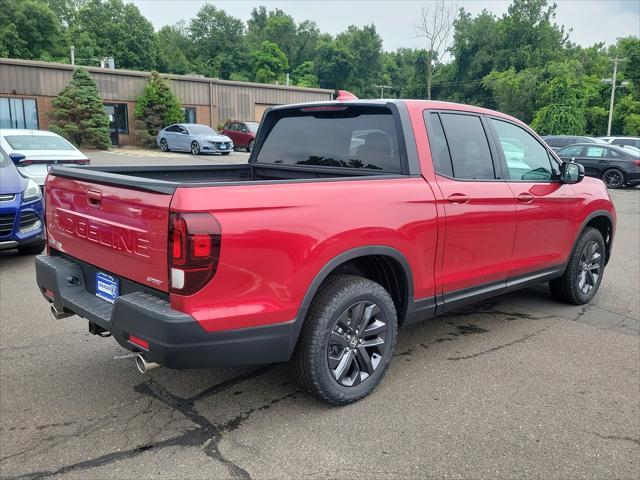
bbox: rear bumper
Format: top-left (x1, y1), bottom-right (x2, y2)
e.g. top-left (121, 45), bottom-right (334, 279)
top-left (35, 254), bottom-right (296, 369)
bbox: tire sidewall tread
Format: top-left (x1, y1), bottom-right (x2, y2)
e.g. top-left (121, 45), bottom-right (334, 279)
top-left (550, 227), bottom-right (605, 305)
top-left (292, 274), bottom-right (398, 406)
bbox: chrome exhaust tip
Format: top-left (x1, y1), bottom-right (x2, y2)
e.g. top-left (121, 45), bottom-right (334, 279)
top-left (135, 354), bottom-right (160, 374)
top-left (51, 304), bottom-right (73, 320)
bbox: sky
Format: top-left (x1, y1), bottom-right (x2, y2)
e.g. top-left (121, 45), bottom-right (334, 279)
top-left (129, 0), bottom-right (640, 51)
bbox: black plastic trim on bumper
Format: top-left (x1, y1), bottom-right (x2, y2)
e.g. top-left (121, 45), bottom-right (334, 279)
top-left (35, 254), bottom-right (297, 369)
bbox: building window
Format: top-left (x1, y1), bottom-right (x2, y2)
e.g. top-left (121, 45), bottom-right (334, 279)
top-left (0, 97), bottom-right (39, 129)
top-left (104, 103), bottom-right (128, 133)
top-left (182, 107), bottom-right (196, 124)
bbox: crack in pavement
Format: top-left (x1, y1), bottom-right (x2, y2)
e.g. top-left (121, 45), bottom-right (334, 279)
top-left (447, 325), bottom-right (551, 361)
top-left (593, 432), bottom-right (640, 446)
top-left (5, 365), bottom-right (283, 480)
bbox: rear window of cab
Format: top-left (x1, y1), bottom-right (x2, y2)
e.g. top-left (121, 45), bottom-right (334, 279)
top-left (255, 106), bottom-right (402, 173)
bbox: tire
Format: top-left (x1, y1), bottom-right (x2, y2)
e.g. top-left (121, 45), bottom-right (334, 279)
top-left (549, 227), bottom-right (606, 305)
top-left (246, 140), bottom-right (254, 153)
top-left (602, 168), bottom-right (625, 188)
top-left (221, 152), bottom-right (230, 156)
top-left (291, 275), bottom-right (398, 406)
top-left (159, 138), bottom-right (169, 152)
top-left (17, 241), bottom-right (45, 255)
top-left (191, 141), bottom-right (200, 155)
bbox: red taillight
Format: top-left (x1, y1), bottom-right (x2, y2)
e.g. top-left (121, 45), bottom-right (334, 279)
top-left (128, 334), bottom-right (149, 350)
top-left (633, 159), bottom-right (640, 166)
top-left (168, 212), bottom-right (221, 295)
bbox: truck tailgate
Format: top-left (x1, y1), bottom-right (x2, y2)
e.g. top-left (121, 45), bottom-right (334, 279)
top-left (45, 174), bottom-right (172, 292)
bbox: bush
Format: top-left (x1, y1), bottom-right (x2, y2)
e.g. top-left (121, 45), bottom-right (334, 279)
top-left (49, 67), bottom-right (111, 149)
top-left (134, 72), bottom-right (184, 147)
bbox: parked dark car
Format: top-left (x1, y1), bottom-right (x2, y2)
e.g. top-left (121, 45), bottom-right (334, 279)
top-left (221, 121), bottom-right (259, 152)
top-left (0, 149), bottom-right (45, 254)
top-left (542, 135), bottom-right (606, 151)
top-left (556, 143), bottom-right (640, 188)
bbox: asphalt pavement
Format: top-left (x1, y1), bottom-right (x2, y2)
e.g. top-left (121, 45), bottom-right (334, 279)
top-left (0, 153), bottom-right (638, 479)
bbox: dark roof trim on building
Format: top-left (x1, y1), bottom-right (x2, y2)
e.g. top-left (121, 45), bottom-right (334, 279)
top-left (0, 57), bottom-right (334, 95)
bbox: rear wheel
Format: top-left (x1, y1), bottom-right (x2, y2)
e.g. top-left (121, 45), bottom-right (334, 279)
top-left (191, 141), bottom-right (200, 155)
top-left (159, 138), bottom-right (169, 152)
top-left (550, 227), bottom-right (605, 305)
top-left (246, 140), bottom-right (254, 153)
top-left (221, 152), bottom-right (230, 156)
top-left (602, 168), bottom-right (625, 188)
top-left (17, 241), bottom-right (45, 255)
top-left (291, 275), bottom-right (397, 405)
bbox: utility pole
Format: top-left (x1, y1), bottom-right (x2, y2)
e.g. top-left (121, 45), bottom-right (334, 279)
top-left (375, 84), bottom-right (393, 98)
top-left (606, 58), bottom-right (628, 136)
top-left (70, 45), bottom-right (75, 66)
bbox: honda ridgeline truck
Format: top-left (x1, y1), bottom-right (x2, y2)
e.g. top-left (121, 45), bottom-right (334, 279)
top-left (36, 100), bottom-right (615, 405)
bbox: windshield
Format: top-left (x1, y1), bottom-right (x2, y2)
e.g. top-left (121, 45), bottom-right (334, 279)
top-left (246, 122), bottom-right (259, 133)
top-left (187, 125), bottom-right (216, 135)
top-left (4, 134), bottom-right (76, 151)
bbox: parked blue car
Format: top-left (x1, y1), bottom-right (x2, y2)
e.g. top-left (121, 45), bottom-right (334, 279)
top-left (0, 149), bottom-right (45, 255)
top-left (156, 124), bottom-right (234, 155)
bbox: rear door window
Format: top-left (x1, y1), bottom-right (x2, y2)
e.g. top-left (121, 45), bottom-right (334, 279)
top-left (438, 113), bottom-right (495, 179)
top-left (256, 107), bottom-right (402, 173)
top-left (557, 145), bottom-right (584, 157)
top-left (585, 146), bottom-right (606, 157)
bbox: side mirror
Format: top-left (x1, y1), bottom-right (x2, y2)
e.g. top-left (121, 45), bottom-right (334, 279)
top-left (9, 153), bottom-right (25, 164)
top-left (561, 161), bottom-right (584, 184)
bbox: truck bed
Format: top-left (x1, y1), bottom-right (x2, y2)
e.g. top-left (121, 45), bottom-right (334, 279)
top-left (50, 162), bottom-right (399, 194)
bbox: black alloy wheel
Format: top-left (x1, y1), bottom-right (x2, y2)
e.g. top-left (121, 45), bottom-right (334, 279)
top-left (602, 168), bottom-right (625, 188)
top-left (291, 275), bottom-right (398, 405)
top-left (327, 301), bottom-right (388, 387)
top-left (576, 241), bottom-right (602, 295)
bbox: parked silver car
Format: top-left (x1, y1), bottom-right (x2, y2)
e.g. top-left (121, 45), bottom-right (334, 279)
top-left (156, 124), bottom-right (234, 155)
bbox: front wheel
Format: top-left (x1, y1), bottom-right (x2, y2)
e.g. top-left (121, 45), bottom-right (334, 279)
top-left (246, 140), bottom-right (254, 153)
top-left (291, 275), bottom-right (398, 405)
top-left (190, 141), bottom-right (200, 155)
top-left (17, 241), bottom-right (46, 255)
top-left (550, 227), bottom-right (605, 305)
top-left (221, 152), bottom-right (230, 156)
top-left (602, 168), bottom-right (625, 188)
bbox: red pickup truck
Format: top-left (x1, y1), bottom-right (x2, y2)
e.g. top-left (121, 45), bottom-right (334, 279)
top-left (36, 100), bottom-right (615, 405)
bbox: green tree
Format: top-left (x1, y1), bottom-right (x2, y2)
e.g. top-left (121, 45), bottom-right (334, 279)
top-left (251, 41), bottom-right (289, 84)
top-left (156, 23), bottom-right (192, 75)
top-left (188, 4), bottom-right (248, 79)
top-left (482, 67), bottom-right (542, 123)
top-left (70, 0), bottom-right (158, 70)
top-left (336, 25), bottom-right (383, 97)
top-left (49, 67), bottom-right (111, 149)
top-left (134, 72), bottom-right (184, 147)
top-left (292, 61), bottom-right (319, 88)
top-left (0, 0), bottom-right (62, 60)
top-left (315, 39), bottom-right (355, 90)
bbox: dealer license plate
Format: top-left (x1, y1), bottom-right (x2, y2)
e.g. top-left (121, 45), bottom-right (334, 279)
top-left (96, 271), bottom-right (119, 304)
